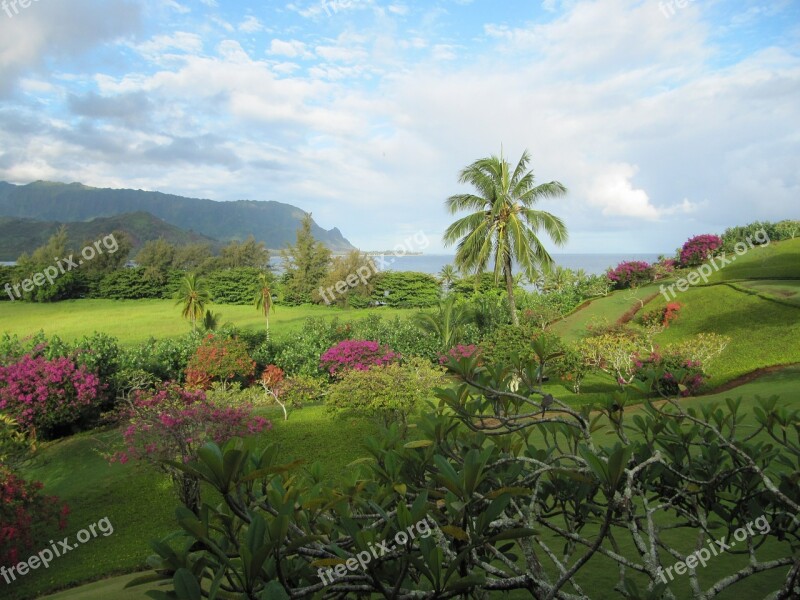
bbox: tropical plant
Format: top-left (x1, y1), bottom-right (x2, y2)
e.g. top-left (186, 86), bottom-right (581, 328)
top-left (443, 148), bottom-right (568, 324)
top-left (319, 339), bottom-right (399, 378)
top-left (175, 273), bottom-right (210, 331)
top-left (184, 334), bottom-right (255, 390)
top-left (253, 272), bottom-right (275, 332)
top-left (413, 296), bottom-right (474, 351)
top-left (280, 213), bottom-right (332, 305)
top-left (438, 264), bottom-right (458, 290)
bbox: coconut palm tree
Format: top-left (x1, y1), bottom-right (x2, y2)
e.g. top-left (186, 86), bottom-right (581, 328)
top-left (439, 264), bottom-right (458, 291)
top-left (253, 273), bottom-right (275, 332)
top-left (443, 148), bottom-right (568, 325)
top-left (175, 273), bottom-right (210, 331)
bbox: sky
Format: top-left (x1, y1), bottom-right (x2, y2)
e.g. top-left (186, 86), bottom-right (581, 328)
top-left (0, 0), bottom-right (798, 254)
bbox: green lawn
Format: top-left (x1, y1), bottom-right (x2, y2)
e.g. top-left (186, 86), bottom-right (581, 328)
top-left (10, 365), bottom-right (798, 600)
top-left (0, 300), bottom-right (416, 345)
top-left (704, 237), bottom-right (800, 283)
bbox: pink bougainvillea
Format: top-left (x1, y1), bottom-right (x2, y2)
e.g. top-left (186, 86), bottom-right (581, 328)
top-left (0, 466), bottom-right (69, 567)
top-left (112, 382), bottom-right (270, 466)
top-left (319, 340), bottom-right (399, 377)
top-left (680, 234), bottom-right (723, 267)
top-left (0, 354), bottom-right (101, 438)
top-left (606, 261), bottom-right (653, 289)
top-left (439, 344), bottom-right (481, 365)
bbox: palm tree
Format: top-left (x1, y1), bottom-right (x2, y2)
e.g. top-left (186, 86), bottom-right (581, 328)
top-left (175, 273), bottom-right (210, 331)
top-left (439, 264), bottom-right (458, 291)
top-left (413, 296), bottom-right (473, 351)
top-left (443, 148), bottom-right (568, 325)
top-left (253, 273), bottom-right (275, 332)
top-left (201, 310), bottom-right (222, 332)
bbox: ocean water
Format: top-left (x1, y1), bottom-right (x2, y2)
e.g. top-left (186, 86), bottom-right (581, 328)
top-left (377, 254), bottom-right (664, 277)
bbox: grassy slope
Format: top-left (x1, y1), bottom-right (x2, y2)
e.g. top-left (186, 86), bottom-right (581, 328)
top-left (0, 300), bottom-right (416, 345)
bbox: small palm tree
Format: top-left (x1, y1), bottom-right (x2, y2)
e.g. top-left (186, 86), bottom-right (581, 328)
top-left (175, 273), bottom-right (210, 332)
top-left (439, 264), bottom-right (458, 290)
top-left (414, 296), bottom-right (473, 351)
top-left (253, 273), bottom-right (275, 332)
top-left (202, 310), bottom-right (222, 332)
top-left (443, 148), bottom-right (568, 325)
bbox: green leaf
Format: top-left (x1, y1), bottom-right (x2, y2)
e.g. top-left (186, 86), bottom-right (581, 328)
top-left (173, 569), bottom-right (201, 600)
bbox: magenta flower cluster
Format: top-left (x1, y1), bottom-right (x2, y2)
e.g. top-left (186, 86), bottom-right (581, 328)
top-left (0, 354), bottom-right (101, 436)
top-left (438, 344), bottom-right (480, 365)
top-left (680, 234), bottom-right (723, 267)
top-left (606, 261), bottom-right (653, 289)
top-left (112, 383), bottom-right (271, 466)
top-left (319, 339), bottom-right (399, 377)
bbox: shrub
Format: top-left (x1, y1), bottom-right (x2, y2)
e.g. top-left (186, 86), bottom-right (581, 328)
top-left (439, 344), bottom-right (480, 365)
top-left (281, 374), bottom-right (327, 407)
top-left (634, 350), bottom-right (705, 397)
top-left (351, 315), bottom-right (440, 362)
top-left (651, 257), bottom-right (676, 280)
top-left (120, 333), bottom-right (201, 384)
top-left (96, 267), bottom-right (181, 299)
top-left (185, 334), bottom-right (255, 389)
top-left (0, 354), bottom-right (102, 439)
top-left (679, 234), bottom-right (723, 267)
top-left (0, 466), bottom-right (69, 567)
top-left (606, 261), bottom-right (652, 289)
top-left (270, 318), bottom-right (352, 376)
top-left (553, 345), bottom-right (589, 393)
top-left (326, 357), bottom-right (446, 429)
top-left (319, 339), bottom-right (400, 378)
top-left (369, 271), bottom-right (441, 308)
top-left (111, 383), bottom-right (270, 513)
top-left (205, 268), bottom-right (266, 305)
top-left (640, 302), bottom-right (682, 328)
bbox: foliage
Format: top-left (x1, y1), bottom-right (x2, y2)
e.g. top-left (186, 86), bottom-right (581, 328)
top-left (326, 357), bottom-right (446, 428)
top-left (633, 350), bottom-right (705, 396)
top-left (351, 314), bottom-right (441, 363)
top-left (640, 301), bottom-right (682, 328)
top-left (175, 273), bottom-right (210, 331)
top-left (369, 270), bottom-right (441, 308)
top-left (319, 339), bottom-right (400, 378)
top-left (95, 267), bottom-right (181, 299)
top-left (120, 333), bottom-right (201, 384)
top-left (606, 260), bottom-right (653, 289)
top-left (204, 267), bottom-right (265, 305)
top-left (680, 233), bottom-right (723, 267)
top-left (0, 354), bottom-right (101, 439)
top-left (110, 382), bottom-right (270, 514)
top-left (413, 296), bottom-right (474, 351)
top-left (0, 465), bottom-right (69, 568)
top-left (12, 227), bottom-right (87, 302)
top-left (438, 343), bottom-right (480, 365)
top-left (215, 236), bottom-right (270, 270)
top-left (205, 381), bottom-right (270, 409)
top-left (721, 220), bottom-right (799, 251)
top-left (281, 374), bottom-right (327, 407)
top-left (665, 332), bottom-right (731, 368)
top-left (184, 334), bottom-right (255, 390)
top-left (553, 344), bottom-right (589, 393)
top-left (316, 250), bottom-right (377, 307)
top-left (280, 213), bottom-right (332, 305)
top-left (138, 358), bottom-right (800, 599)
top-left (443, 149), bottom-right (568, 324)
top-left (252, 272), bottom-right (275, 330)
top-left (0, 414), bottom-right (31, 467)
top-left (270, 317), bottom-right (353, 376)
top-left (651, 257), bottom-right (677, 280)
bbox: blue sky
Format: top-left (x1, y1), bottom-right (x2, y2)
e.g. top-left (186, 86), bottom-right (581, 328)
top-left (0, 0), bottom-right (798, 253)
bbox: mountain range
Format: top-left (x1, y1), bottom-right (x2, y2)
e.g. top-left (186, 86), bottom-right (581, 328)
top-left (0, 181), bottom-right (356, 260)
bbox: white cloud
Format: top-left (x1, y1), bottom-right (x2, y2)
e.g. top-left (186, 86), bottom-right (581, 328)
top-left (239, 16), bottom-right (264, 33)
top-left (268, 39), bottom-right (312, 59)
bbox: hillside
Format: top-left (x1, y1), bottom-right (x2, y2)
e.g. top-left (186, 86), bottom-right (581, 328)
top-left (0, 212), bottom-right (222, 260)
top-left (0, 181), bottom-right (356, 252)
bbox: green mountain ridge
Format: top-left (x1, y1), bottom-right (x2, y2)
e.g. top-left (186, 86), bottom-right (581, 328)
top-left (0, 180), bottom-right (356, 255)
top-left (0, 212), bottom-right (222, 261)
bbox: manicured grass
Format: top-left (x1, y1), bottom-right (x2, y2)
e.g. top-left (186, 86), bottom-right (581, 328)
top-left (644, 284), bottom-right (800, 386)
top-left (736, 279), bottom-right (800, 306)
top-left (704, 237), bottom-right (800, 283)
top-left (0, 300), bottom-right (416, 345)
top-left (551, 283), bottom-right (663, 343)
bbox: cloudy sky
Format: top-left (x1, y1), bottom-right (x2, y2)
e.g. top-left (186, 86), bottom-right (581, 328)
top-left (0, 0), bottom-right (797, 253)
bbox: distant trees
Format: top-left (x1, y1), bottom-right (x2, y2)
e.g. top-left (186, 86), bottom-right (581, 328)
top-left (444, 149), bottom-right (568, 325)
top-left (280, 213), bottom-right (331, 305)
top-left (316, 250), bottom-right (376, 307)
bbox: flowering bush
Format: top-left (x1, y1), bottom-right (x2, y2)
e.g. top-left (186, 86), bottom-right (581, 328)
top-left (0, 354), bottom-right (101, 439)
top-left (633, 350), bottom-right (705, 397)
top-left (319, 340), bottom-right (399, 378)
top-left (111, 383), bottom-right (270, 513)
top-left (651, 258), bottom-right (677, 280)
top-left (438, 344), bottom-right (480, 365)
top-left (680, 234), bottom-right (723, 267)
top-left (641, 302), bottom-right (682, 328)
top-left (0, 466), bottom-right (69, 567)
top-left (185, 334), bottom-right (255, 389)
top-left (606, 261), bottom-right (653, 289)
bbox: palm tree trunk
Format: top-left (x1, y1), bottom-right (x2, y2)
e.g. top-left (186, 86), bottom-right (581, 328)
top-left (503, 254), bottom-right (519, 326)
